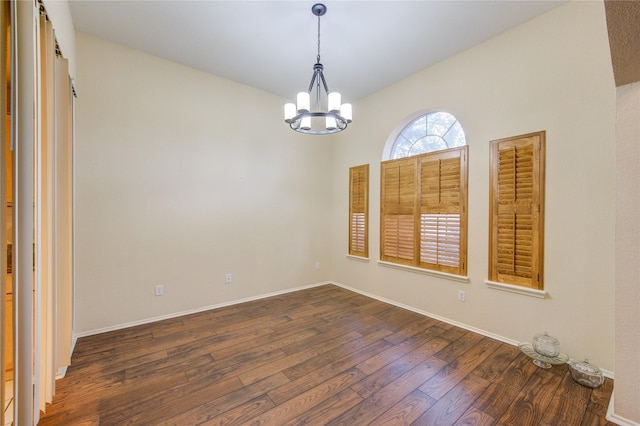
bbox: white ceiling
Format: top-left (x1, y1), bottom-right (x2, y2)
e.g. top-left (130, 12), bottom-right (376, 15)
top-left (69, 0), bottom-right (565, 102)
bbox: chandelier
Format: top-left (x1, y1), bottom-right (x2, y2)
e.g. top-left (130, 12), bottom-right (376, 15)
top-left (284, 3), bottom-right (352, 135)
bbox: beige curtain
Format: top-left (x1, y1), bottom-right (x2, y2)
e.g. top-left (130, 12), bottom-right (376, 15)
top-left (36, 10), bottom-right (56, 414)
top-left (15, 0), bottom-right (36, 424)
top-left (0, 1), bottom-right (8, 425)
top-left (54, 54), bottom-right (73, 375)
top-left (34, 3), bottom-right (74, 420)
top-left (10, 1), bottom-right (73, 421)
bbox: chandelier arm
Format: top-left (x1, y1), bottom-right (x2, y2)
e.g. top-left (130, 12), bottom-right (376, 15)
top-left (315, 75), bottom-right (322, 112)
top-left (307, 69), bottom-right (319, 93)
top-left (317, 70), bottom-right (330, 93)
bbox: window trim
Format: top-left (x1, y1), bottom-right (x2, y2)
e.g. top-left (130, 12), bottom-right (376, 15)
top-left (484, 279), bottom-right (547, 298)
top-left (379, 260), bottom-right (469, 283)
top-left (346, 254), bottom-right (370, 262)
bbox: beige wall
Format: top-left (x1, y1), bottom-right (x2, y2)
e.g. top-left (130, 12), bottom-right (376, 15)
top-left (614, 81), bottom-right (640, 423)
top-left (331, 1), bottom-right (616, 372)
top-left (74, 33), bottom-right (334, 333)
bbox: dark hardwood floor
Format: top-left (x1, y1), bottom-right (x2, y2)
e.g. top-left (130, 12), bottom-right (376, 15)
top-left (39, 285), bottom-right (614, 425)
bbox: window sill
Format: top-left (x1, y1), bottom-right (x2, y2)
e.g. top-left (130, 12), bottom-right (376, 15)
top-left (377, 261), bottom-right (469, 283)
top-left (346, 254), bottom-right (370, 262)
top-left (484, 280), bottom-right (547, 299)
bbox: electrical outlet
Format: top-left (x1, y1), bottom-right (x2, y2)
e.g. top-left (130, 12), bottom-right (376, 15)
top-left (155, 285), bottom-right (164, 296)
top-left (225, 273), bottom-right (232, 284)
top-left (458, 290), bottom-right (465, 302)
top-left (315, 261), bottom-right (320, 270)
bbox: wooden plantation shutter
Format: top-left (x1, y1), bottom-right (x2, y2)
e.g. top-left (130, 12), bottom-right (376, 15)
top-left (489, 131), bottom-right (545, 289)
top-left (381, 158), bottom-right (417, 264)
top-left (420, 147), bottom-right (468, 275)
top-left (349, 164), bottom-right (369, 257)
top-left (381, 146), bottom-right (468, 274)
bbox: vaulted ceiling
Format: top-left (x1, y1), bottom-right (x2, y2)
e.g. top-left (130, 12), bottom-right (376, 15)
top-left (69, 1), bottom-right (566, 101)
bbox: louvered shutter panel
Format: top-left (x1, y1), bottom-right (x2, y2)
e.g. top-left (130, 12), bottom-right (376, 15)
top-left (489, 132), bottom-right (545, 289)
top-left (380, 158), bottom-right (417, 264)
top-left (419, 147), bottom-right (468, 274)
top-left (349, 165), bottom-right (369, 257)
top-left (381, 147), bottom-right (468, 274)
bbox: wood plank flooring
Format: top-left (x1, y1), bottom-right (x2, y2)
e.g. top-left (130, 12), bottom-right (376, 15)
top-left (39, 285), bottom-right (614, 425)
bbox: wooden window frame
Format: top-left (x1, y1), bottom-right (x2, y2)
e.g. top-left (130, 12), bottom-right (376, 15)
top-left (349, 164), bottom-right (369, 257)
top-left (380, 146), bottom-right (468, 276)
top-left (488, 131), bottom-right (545, 289)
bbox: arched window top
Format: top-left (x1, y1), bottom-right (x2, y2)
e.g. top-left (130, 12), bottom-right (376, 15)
top-left (389, 111), bottom-right (466, 159)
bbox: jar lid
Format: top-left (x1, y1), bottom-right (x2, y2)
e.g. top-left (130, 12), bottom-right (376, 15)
top-left (533, 332), bottom-right (559, 346)
top-left (570, 359), bottom-right (602, 375)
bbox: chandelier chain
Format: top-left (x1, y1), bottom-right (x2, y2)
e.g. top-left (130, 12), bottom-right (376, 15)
top-left (317, 13), bottom-right (321, 63)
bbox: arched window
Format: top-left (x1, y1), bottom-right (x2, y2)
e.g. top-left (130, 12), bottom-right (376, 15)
top-left (380, 110), bottom-right (468, 277)
top-left (390, 111), bottom-right (466, 159)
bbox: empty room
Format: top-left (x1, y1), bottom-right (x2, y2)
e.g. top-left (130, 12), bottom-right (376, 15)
top-left (2, 0), bottom-right (639, 425)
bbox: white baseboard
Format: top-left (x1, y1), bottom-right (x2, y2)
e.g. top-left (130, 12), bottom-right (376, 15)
top-left (607, 392), bottom-right (640, 426)
top-left (73, 281), bottom-right (332, 340)
top-left (329, 281), bottom-right (615, 378)
top-left (330, 281), bottom-right (519, 346)
top-left (71, 280), bottom-right (614, 380)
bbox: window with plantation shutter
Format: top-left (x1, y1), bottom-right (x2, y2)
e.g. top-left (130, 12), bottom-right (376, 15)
top-left (349, 164), bottom-right (369, 257)
top-left (381, 146), bottom-right (468, 275)
top-left (489, 131), bottom-right (545, 289)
